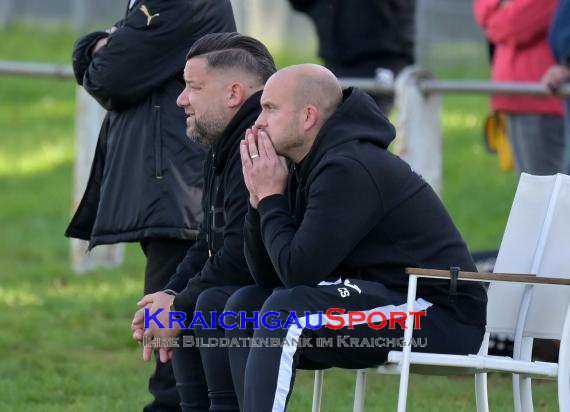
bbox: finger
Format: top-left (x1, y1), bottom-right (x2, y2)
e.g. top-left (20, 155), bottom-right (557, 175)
top-left (159, 347), bottom-right (171, 364)
top-left (259, 130), bottom-right (277, 160)
top-left (247, 131), bottom-right (259, 158)
top-left (133, 308), bottom-right (150, 329)
top-left (250, 125), bottom-right (260, 140)
top-left (547, 80), bottom-right (561, 93)
top-left (143, 345), bottom-right (153, 362)
top-left (240, 139), bottom-right (252, 169)
top-left (137, 294), bottom-right (154, 307)
top-left (143, 328), bottom-right (155, 340)
top-left (546, 83), bottom-right (557, 94)
top-left (133, 328), bottom-right (144, 342)
top-left (131, 309), bottom-right (144, 327)
top-left (256, 130), bottom-right (269, 159)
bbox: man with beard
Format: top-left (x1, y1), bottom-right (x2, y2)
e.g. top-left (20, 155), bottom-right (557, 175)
top-left (130, 33), bottom-right (276, 412)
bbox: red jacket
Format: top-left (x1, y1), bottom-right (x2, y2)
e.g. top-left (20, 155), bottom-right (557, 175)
top-left (474, 0), bottom-right (563, 116)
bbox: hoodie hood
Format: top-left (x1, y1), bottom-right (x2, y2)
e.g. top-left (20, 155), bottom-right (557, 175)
top-left (213, 90), bottom-right (262, 173)
top-left (299, 87), bottom-right (395, 178)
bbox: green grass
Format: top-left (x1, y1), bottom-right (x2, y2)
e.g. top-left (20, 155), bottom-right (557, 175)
top-left (0, 24), bottom-right (556, 411)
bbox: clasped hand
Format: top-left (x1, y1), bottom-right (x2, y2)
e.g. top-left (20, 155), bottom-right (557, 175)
top-left (240, 126), bottom-right (288, 208)
top-left (131, 291), bottom-right (180, 363)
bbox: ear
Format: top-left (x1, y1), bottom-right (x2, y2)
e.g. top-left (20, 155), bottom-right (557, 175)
top-left (226, 82), bottom-right (246, 109)
top-left (302, 105), bottom-right (320, 131)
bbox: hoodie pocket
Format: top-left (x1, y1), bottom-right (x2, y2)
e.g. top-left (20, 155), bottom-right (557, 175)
top-left (152, 105), bottom-right (163, 179)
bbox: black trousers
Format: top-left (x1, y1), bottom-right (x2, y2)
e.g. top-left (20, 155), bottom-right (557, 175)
top-left (206, 280), bottom-right (485, 412)
top-left (140, 238), bottom-right (195, 412)
top-left (174, 286), bottom-right (244, 412)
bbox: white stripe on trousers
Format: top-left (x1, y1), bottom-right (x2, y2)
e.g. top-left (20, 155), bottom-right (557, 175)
top-left (271, 298), bottom-right (433, 412)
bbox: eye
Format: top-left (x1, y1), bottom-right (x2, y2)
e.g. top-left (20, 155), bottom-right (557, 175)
top-left (186, 83), bottom-right (201, 91)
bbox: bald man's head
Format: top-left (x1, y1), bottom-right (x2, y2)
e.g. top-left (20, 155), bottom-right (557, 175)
top-left (271, 64), bottom-right (343, 124)
top-left (255, 64), bottom-right (344, 163)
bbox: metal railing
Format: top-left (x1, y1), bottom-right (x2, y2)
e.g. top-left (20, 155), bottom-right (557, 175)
top-left (3, 61), bottom-right (570, 272)
top-left (0, 61), bottom-right (74, 79)
top-left (339, 77), bottom-right (570, 97)
top-left (3, 60), bottom-right (570, 96)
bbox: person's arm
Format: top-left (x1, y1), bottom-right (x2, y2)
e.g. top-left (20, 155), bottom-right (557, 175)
top-left (174, 152), bottom-right (252, 314)
top-left (79, 1), bottom-right (207, 111)
top-left (550, 0), bottom-right (570, 65)
top-left (542, 64), bottom-right (570, 92)
top-left (163, 231), bottom-right (209, 292)
top-left (474, 0), bottom-right (557, 47)
top-left (473, 0), bottom-right (501, 29)
top-left (71, 30), bottom-right (112, 86)
top-left (257, 157), bottom-right (382, 288)
top-left (244, 204), bottom-right (283, 288)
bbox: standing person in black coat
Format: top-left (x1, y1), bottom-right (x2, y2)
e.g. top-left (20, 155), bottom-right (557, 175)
top-left (131, 33), bottom-right (277, 412)
top-left (205, 64), bottom-right (485, 411)
top-left (65, 1), bottom-right (236, 411)
top-left (288, 0), bottom-right (415, 114)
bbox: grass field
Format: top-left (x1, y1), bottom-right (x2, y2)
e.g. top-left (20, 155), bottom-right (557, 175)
top-left (0, 25), bottom-right (557, 411)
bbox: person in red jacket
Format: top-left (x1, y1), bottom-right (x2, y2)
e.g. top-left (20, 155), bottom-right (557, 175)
top-left (474, 0), bottom-right (565, 175)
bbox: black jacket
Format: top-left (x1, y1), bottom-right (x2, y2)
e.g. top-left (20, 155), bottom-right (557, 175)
top-left (244, 88), bottom-right (487, 328)
top-left (289, 0), bottom-right (415, 77)
top-left (164, 92), bottom-right (261, 315)
top-left (65, 0), bottom-right (236, 247)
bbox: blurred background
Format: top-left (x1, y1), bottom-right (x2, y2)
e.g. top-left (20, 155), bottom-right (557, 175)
top-left (0, 0), bottom-right (489, 75)
top-left (1, 0), bottom-right (554, 411)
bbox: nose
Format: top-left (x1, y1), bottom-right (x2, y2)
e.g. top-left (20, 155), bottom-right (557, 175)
top-left (254, 111), bottom-right (267, 129)
top-left (176, 88), bottom-right (188, 108)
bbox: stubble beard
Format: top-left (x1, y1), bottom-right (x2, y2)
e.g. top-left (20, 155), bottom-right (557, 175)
top-left (186, 115), bottom-right (226, 146)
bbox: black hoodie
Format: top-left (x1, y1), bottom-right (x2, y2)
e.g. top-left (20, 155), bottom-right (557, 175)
top-left (164, 92), bottom-right (261, 315)
top-left (244, 88), bottom-right (487, 328)
top-left (288, 0), bottom-right (415, 77)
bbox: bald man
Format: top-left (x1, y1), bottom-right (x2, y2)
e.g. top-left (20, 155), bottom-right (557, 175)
top-left (197, 64), bottom-right (487, 411)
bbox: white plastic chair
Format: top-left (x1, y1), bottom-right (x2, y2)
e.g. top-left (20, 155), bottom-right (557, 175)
top-left (312, 173), bottom-right (570, 412)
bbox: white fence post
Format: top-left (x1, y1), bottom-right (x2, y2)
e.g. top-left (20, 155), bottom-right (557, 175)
top-left (71, 86), bottom-right (124, 274)
top-left (394, 66), bottom-right (443, 196)
top-left (70, 0), bottom-right (88, 30)
top-left (235, 0), bottom-right (289, 51)
top-left (0, 0), bottom-right (14, 27)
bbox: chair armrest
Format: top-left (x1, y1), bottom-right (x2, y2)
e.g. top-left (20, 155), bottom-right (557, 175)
top-left (404, 267), bottom-right (570, 286)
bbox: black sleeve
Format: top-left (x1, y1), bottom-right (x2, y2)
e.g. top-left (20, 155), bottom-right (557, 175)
top-left (244, 204), bottom-right (283, 288)
top-left (79, 1), bottom-right (204, 111)
top-left (71, 30), bottom-right (110, 85)
top-left (256, 158), bottom-right (382, 288)
top-left (174, 152), bottom-right (252, 314)
top-left (164, 230), bottom-right (209, 293)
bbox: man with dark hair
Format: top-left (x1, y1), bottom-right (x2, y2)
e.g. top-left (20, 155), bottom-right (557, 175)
top-left (215, 64), bottom-right (485, 411)
top-left (65, 2), bottom-right (235, 411)
top-left (131, 32), bottom-right (276, 412)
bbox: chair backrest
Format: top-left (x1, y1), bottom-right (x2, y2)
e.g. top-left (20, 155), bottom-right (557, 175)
top-left (524, 174), bottom-right (570, 339)
top-left (486, 173), bottom-right (570, 339)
